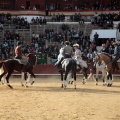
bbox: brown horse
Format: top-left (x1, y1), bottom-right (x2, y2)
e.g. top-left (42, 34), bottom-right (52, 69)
top-left (94, 52), bottom-right (113, 87)
top-left (0, 53), bottom-right (37, 89)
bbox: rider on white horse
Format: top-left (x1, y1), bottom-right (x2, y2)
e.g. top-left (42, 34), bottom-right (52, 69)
top-left (73, 43), bottom-right (88, 69)
top-left (55, 41), bottom-right (73, 70)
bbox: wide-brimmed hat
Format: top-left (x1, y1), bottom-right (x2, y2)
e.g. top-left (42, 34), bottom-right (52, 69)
top-left (73, 43), bottom-right (79, 47)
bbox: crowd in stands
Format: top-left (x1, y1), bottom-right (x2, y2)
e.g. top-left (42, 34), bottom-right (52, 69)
top-left (31, 17), bottom-right (47, 25)
top-left (0, 10), bottom-right (120, 63)
top-left (91, 12), bottom-right (120, 29)
top-left (44, 0), bottom-right (120, 11)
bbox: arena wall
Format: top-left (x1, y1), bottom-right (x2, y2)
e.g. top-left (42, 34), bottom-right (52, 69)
top-left (32, 64), bottom-right (120, 75)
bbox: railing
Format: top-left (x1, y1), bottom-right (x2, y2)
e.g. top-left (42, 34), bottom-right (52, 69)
top-left (0, 10), bottom-right (120, 16)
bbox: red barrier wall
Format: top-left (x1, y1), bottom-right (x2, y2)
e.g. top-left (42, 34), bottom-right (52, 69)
top-left (33, 64), bottom-right (120, 75)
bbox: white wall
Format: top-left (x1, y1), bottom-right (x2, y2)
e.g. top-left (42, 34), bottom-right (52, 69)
top-left (90, 29), bottom-right (117, 41)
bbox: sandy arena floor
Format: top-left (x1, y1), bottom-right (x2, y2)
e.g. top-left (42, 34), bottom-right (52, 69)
top-left (0, 75), bottom-right (120, 120)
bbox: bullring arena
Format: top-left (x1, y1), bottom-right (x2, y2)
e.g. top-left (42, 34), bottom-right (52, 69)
top-left (0, 64), bottom-right (120, 120)
top-left (1, 0), bottom-right (120, 119)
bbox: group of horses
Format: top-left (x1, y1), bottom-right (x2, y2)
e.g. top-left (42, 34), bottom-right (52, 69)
top-left (55, 51), bottom-right (120, 89)
top-left (0, 51), bottom-right (119, 89)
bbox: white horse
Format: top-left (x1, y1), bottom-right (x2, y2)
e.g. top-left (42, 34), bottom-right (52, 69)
top-left (93, 55), bottom-right (107, 85)
top-left (94, 61), bottom-right (107, 85)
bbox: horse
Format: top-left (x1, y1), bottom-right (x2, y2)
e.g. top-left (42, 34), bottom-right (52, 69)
top-left (57, 58), bottom-right (77, 89)
top-left (55, 48), bottom-right (92, 85)
top-left (93, 52), bottom-right (113, 87)
top-left (0, 53), bottom-right (37, 89)
top-left (93, 57), bottom-right (107, 85)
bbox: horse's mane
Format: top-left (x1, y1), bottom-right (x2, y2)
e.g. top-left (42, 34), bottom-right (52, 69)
top-left (100, 52), bottom-right (112, 60)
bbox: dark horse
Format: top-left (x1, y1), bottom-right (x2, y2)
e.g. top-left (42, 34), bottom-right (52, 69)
top-left (0, 53), bottom-right (37, 89)
top-left (55, 58), bottom-right (92, 87)
top-left (56, 58), bottom-right (77, 89)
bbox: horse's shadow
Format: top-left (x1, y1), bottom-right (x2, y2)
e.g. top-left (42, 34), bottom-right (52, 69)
top-left (13, 85), bottom-right (120, 94)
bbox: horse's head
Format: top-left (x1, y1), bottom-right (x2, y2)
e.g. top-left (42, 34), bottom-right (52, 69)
top-left (26, 53), bottom-right (37, 67)
top-left (93, 51), bottom-right (101, 64)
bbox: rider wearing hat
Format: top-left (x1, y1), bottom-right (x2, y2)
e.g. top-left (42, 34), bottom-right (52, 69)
top-left (112, 42), bottom-right (120, 71)
top-left (73, 43), bottom-right (82, 70)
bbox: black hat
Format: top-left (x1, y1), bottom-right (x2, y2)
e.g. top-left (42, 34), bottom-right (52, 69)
top-left (64, 41), bottom-right (70, 45)
top-left (17, 41), bottom-right (21, 46)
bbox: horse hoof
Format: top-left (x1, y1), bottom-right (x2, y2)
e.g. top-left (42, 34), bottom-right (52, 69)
top-left (107, 84), bottom-right (111, 87)
top-left (31, 81), bottom-right (35, 85)
top-left (96, 83), bottom-right (98, 85)
top-left (71, 81), bottom-right (73, 84)
top-left (8, 85), bottom-right (13, 89)
top-left (103, 84), bottom-right (106, 86)
top-left (82, 81), bottom-right (86, 84)
top-left (21, 84), bottom-right (24, 86)
top-left (61, 84), bottom-right (63, 88)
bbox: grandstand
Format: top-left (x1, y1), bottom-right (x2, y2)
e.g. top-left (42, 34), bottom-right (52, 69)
top-left (0, 0), bottom-right (120, 66)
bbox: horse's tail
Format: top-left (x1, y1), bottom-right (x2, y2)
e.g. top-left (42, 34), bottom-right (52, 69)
top-left (71, 61), bottom-right (76, 78)
top-left (0, 62), bottom-right (4, 75)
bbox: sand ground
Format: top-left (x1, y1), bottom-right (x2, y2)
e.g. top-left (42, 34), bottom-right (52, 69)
top-left (0, 75), bottom-right (120, 120)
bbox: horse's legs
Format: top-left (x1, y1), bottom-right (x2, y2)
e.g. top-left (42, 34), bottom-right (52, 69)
top-left (67, 73), bottom-right (73, 84)
top-left (63, 71), bottom-right (69, 89)
top-left (73, 72), bottom-right (76, 89)
top-left (21, 72), bottom-right (30, 88)
top-left (28, 70), bottom-right (36, 85)
top-left (5, 72), bottom-right (13, 89)
top-left (107, 72), bottom-right (113, 87)
top-left (21, 72), bottom-right (24, 86)
top-left (0, 72), bottom-right (7, 84)
top-left (82, 68), bottom-right (87, 84)
top-left (60, 72), bottom-right (64, 88)
top-left (102, 71), bottom-right (106, 86)
top-left (95, 70), bottom-right (98, 85)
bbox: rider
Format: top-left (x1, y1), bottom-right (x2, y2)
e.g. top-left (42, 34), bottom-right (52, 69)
top-left (15, 41), bottom-right (22, 59)
top-left (15, 41), bottom-right (28, 72)
top-left (62, 41), bottom-right (73, 58)
top-left (112, 42), bottom-right (120, 71)
top-left (73, 43), bottom-right (88, 69)
top-left (54, 41), bottom-right (73, 71)
top-left (73, 43), bottom-right (82, 70)
top-left (100, 44), bottom-right (109, 54)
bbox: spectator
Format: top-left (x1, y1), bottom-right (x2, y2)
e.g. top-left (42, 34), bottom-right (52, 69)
top-left (94, 32), bottom-right (99, 45)
top-left (100, 44), bottom-right (109, 53)
top-left (0, 22), bottom-right (3, 31)
top-left (33, 6), bottom-right (37, 10)
top-left (20, 4), bottom-right (25, 9)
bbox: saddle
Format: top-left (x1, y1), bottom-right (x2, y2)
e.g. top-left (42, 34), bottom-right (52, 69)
top-left (15, 56), bottom-right (28, 65)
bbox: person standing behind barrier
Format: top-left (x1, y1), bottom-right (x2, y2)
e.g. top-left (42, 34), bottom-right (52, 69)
top-left (62, 41), bottom-right (73, 58)
top-left (94, 32), bottom-right (99, 46)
